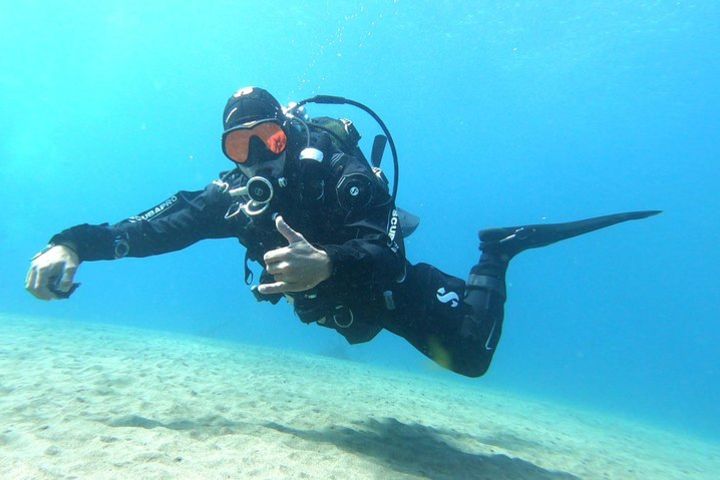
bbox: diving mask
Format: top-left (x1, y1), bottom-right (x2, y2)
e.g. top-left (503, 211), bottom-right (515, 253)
top-left (221, 119), bottom-right (287, 165)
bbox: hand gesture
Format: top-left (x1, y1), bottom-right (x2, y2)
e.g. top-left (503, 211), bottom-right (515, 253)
top-left (258, 216), bottom-right (332, 295)
top-left (25, 245), bottom-right (80, 300)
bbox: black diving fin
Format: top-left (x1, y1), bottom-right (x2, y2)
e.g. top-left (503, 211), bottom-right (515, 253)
top-left (479, 210), bottom-right (662, 257)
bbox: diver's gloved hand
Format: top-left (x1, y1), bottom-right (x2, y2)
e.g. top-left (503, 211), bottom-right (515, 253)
top-left (258, 216), bottom-right (332, 295)
top-left (25, 245), bottom-right (81, 301)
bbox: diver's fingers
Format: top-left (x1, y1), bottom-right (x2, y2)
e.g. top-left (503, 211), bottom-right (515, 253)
top-left (275, 216), bottom-right (306, 245)
top-left (25, 265), bottom-right (36, 290)
top-left (25, 267), bottom-right (38, 294)
top-left (257, 281), bottom-right (290, 295)
top-left (33, 265), bottom-right (46, 291)
top-left (265, 261), bottom-right (290, 276)
top-left (30, 267), bottom-right (55, 301)
top-left (58, 263), bottom-right (78, 292)
top-left (263, 246), bottom-right (292, 265)
top-left (259, 280), bottom-right (312, 294)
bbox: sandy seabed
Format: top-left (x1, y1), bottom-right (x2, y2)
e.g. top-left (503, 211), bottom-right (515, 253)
top-left (0, 314), bottom-right (717, 480)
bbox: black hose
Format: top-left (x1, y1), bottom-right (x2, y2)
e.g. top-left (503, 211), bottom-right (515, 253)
top-left (292, 96), bottom-right (399, 203)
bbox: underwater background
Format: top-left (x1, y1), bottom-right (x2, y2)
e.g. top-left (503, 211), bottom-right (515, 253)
top-left (1, 0), bottom-right (718, 447)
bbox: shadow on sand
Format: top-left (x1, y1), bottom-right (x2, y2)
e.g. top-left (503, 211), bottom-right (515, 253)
top-left (104, 414), bottom-right (580, 479)
top-left (105, 414), bottom-right (256, 439)
top-left (265, 417), bottom-right (580, 480)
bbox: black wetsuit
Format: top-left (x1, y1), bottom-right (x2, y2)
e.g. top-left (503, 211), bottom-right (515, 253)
top-left (50, 132), bottom-right (505, 377)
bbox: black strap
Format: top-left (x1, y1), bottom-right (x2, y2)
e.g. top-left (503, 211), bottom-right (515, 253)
top-left (244, 250), bottom-right (254, 285)
top-left (467, 273), bottom-right (505, 296)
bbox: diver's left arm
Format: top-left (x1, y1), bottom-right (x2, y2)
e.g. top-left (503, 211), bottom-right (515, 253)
top-left (320, 205), bottom-right (405, 291)
top-left (315, 157), bottom-right (406, 291)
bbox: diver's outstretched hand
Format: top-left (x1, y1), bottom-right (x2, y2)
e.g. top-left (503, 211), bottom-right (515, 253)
top-left (25, 245), bottom-right (80, 300)
top-left (259, 216), bottom-right (332, 294)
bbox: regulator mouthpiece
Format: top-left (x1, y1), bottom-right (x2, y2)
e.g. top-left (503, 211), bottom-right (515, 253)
top-left (226, 176), bottom-right (275, 217)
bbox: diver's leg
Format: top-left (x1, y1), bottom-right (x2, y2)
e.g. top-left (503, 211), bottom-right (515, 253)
top-left (457, 210), bottom-right (663, 375)
top-left (387, 211), bottom-right (661, 378)
top-left (463, 250), bottom-right (509, 373)
top-left (384, 262), bottom-right (503, 378)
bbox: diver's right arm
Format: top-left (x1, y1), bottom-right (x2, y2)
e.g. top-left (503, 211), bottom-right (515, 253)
top-left (25, 244), bottom-right (80, 300)
top-left (25, 181), bottom-right (236, 300)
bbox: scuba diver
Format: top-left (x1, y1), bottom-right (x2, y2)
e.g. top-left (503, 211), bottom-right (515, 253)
top-left (25, 86), bottom-right (660, 377)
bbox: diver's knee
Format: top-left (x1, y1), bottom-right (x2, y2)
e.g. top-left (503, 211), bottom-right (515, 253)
top-left (457, 363), bottom-right (490, 378)
top-left (453, 352), bottom-right (492, 378)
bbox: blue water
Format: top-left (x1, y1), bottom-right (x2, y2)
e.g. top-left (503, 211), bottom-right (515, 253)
top-left (1, 1), bottom-right (718, 442)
